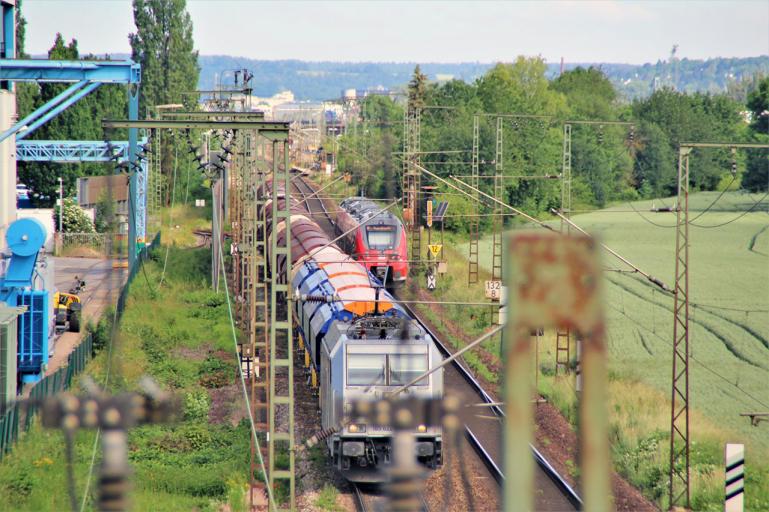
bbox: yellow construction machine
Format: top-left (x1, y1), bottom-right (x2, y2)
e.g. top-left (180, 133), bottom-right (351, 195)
top-left (54, 276), bottom-right (85, 333)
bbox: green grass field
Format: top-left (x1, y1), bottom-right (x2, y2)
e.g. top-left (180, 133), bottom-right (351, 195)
top-left (451, 191), bottom-right (769, 509)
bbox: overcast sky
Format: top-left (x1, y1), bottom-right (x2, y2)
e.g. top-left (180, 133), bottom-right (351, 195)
top-left (21, 0), bottom-right (769, 64)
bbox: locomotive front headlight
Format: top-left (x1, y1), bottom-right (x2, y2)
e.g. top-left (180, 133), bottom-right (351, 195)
top-left (348, 424), bottom-right (366, 433)
top-left (417, 424), bottom-right (427, 433)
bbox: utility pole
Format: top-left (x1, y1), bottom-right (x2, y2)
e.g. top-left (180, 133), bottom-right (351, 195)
top-left (268, 136), bottom-right (295, 510)
top-left (669, 145), bottom-right (691, 510)
top-left (668, 142), bottom-right (769, 510)
top-left (402, 107), bottom-right (422, 274)
top-left (58, 176), bottom-right (63, 233)
top-left (464, 115), bottom-right (484, 286)
top-left (555, 123), bottom-right (572, 375)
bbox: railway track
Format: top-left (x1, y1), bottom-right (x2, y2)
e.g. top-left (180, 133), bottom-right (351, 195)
top-left (400, 301), bottom-right (582, 511)
top-left (352, 483), bottom-right (430, 512)
top-left (292, 172), bottom-right (581, 510)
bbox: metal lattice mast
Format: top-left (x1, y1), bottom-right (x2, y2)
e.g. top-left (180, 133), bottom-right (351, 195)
top-left (251, 138), bottom-right (271, 505)
top-left (410, 108), bottom-right (422, 269)
top-left (151, 129), bottom-right (162, 217)
top-left (402, 107), bottom-right (422, 273)
top-left (268, 137), bottom-right (295, 510)
top-left (556, 123), bottom-right (572, 375)
top-left (231, 137), bottom-right (244, 327)
top-left (491, 116), bottom-right (503, 284)
top-left (669, 146), bottom-right (691, 510)
top-left (468, 115), bottom-right (480, 284)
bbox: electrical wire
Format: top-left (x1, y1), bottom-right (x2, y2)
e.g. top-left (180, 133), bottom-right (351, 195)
top-left (687, 174), bottom-right (738, 223)
top-left (690, 191), bottom-right (769, 228)
top-left (605, 301), bottom-right (769, 411)
top-left (64, 429), bottom-right (78, 512)
top-left (212, 198), bottom-right (277, 512)
top-left (80, 270), bottom-right (122, 511)
top-left (626, 200), bottom-right (677, 228)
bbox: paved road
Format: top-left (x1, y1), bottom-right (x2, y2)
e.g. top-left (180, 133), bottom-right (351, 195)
top-left (46, 257), bottom-right (126, 375)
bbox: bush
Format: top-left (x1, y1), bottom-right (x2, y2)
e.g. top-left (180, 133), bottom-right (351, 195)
top-left (198, 355), bottom-right (234, 388)
top-left (88, 314), bottom-right (113, 353)
top-left (5, 467), bottom-right (34, 500)
top-left (183, 390), bottom-right (211, 422)
top-left (53, 198), bottom-right (94, 233)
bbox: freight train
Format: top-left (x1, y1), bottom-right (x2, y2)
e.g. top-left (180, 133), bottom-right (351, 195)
top-left (259, 183), bottom-right (443, 482)
top-left (336, 197), bottom-right (408, 288)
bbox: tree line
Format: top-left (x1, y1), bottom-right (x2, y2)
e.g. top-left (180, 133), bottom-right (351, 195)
top-left (338, 59), bottom-right (769, 233)
top-left (198, 55), bottom-right (769, 102)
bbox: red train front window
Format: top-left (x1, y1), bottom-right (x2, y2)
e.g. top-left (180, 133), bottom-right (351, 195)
top-left (366, 225), bottom-right (395, 250)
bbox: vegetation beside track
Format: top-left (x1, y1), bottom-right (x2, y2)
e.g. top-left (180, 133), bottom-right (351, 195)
top-left (402, 191), bottom-right (768, 511)
top-left (0, 206), bottom-right (257, 511)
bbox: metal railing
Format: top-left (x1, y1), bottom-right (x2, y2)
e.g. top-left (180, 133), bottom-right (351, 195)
top-left (57, 232), bottom-right (129, 258)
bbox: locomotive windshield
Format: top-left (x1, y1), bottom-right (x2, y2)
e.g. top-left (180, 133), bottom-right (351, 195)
top-left (389, 354), bottom-right (428, 386)
top-left (347, 352), bottom-right (428, 386)
top-left (347, 354), bottom-right (386, 385)
top-left (366, 225), bottom-right (396, 250)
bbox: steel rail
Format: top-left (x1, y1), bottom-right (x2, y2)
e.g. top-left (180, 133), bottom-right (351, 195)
top-left (352, 483), bottom-right (369, 512)
top-left (398, 301), bottom-right (584, 510)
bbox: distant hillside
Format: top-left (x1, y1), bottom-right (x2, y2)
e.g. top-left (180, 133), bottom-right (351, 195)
top-left (199, 55), bottom-right (769, 101)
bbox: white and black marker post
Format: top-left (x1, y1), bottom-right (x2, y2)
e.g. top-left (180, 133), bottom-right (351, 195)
top-left (725, 443), bottom-right (745, 512)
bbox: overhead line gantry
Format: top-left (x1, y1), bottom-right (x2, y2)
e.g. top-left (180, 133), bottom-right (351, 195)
top-left (101, 116), bottom-right (296, 510)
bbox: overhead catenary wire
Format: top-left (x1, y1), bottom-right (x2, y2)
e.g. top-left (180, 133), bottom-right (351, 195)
top-left (159, 142), bottom-right (180, 288)
top-left (605, 301), bottom-right (769, 411)
top-left (690, 190), bottom-right (769, 228)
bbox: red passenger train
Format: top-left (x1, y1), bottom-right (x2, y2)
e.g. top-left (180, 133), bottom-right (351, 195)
top-left (336, 197), bottom-right (408, 287)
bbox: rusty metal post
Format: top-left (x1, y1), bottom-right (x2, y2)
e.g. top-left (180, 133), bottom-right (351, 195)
top-left (505, 232), bottom-right (609, 512)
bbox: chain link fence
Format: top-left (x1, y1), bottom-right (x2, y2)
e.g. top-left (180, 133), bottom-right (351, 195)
top-left (56, 232), bottom-right (130, 259)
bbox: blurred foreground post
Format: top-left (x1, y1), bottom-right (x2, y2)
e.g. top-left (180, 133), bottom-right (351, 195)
top-left (504, 232), bottom-right (610, 512)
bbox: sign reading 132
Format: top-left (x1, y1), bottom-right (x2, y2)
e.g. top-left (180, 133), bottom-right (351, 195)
top-left (485, 280), bottom-right (502, 300)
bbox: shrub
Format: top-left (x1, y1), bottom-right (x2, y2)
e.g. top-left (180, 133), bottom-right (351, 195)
top-left (53, 198), bottom-right (94, 233)
top-left (183, 390), bottom-right (211, 422)
top-left (198, 355), bottom-right (234, 388)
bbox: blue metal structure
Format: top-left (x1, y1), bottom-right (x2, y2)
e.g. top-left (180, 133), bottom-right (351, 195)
top-left (0, 61), bottom-right (141, 143)
top-left (0, 19), bottom-right (143, 266)
top-left (14, 139), bottom-right (149, 243)
top-left (0, 218), bottom-right (49, 382)
top-left (16, 140), bottom-right (129, 162)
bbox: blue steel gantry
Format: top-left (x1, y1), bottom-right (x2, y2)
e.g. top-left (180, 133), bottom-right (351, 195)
top-left (0, 54), bottom-right (144, 267)
top-left (15, 140), bottom-right (130, 162)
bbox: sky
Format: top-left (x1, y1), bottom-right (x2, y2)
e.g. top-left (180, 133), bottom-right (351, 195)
top-left (20, 0), bottom-right (769, 64)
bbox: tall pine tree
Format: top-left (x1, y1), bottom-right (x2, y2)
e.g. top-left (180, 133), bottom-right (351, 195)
top-left (407, 65), bottom-right (428, 113)
top-left (129, 0), bottom-right (200, 203)
top-left (129, 0), bottom-right (199, 116)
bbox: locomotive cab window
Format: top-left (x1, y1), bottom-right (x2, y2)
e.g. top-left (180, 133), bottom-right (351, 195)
top-left (346, 350), bottom-right (428, 387)
top-left (347, 353), bottom-right (386, 385)
top-left (366, 225), bottom-right (396, 250)
top-left (389, 354), bottom-right (428, 386)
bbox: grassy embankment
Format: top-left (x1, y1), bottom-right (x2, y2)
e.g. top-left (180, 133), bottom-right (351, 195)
top-left (0, 204), bottom-right (257, 511)
top-left (444, 191), bottom-right (768, 510)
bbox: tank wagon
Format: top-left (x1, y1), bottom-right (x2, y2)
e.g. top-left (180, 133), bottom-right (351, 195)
top-left (259, 182), bottom-right (443, 482)
top-left (336, 197), bottom-right (408, 288)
